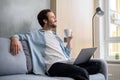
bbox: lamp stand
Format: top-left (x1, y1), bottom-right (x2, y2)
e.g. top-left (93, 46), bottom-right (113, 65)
top-left (92, 12), bottom-right (97, 48)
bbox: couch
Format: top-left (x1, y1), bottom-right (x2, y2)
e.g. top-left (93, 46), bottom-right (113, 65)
top-left (0, 38), bottom-right (108, 80)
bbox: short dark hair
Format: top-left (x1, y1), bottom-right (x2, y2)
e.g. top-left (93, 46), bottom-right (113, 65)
top-left (37, 9), bottom-right (52, 27)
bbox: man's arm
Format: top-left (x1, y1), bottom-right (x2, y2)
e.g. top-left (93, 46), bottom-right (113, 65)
top-left (9, 30), bottom-right (38, 55)
top-left (10, 36), bottom-right (21, 55)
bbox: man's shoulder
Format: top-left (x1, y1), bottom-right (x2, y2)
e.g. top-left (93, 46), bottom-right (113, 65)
top-left (30, 29), bottom-right (44, 33)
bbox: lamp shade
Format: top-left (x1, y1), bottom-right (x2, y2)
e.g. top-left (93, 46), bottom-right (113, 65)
top-left (96, 7), bottom-right (104, 16)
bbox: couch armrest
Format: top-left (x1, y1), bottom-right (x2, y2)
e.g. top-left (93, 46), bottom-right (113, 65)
top-left (90, 58), bottom-right (108, 80)
top-left (68, 58), bottom-right (108, 80)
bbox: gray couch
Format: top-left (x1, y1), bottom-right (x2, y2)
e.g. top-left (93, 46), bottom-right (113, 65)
top-left (0, 38), bottom-right (108, 80)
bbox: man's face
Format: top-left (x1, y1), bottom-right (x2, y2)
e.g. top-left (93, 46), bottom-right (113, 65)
top-left (46, 12), bottom-right (57, 28)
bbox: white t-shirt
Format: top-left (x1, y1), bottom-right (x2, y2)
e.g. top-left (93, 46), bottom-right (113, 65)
top-left (44, 30), bottom-right (68, 71)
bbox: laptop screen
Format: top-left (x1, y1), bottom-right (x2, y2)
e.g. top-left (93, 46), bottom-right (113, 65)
top-left (73, 47), bottom-right (97, 65)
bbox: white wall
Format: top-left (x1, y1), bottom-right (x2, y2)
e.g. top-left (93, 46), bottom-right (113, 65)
top-left (0, 0), bottom-right (50, 38)
top-left (55, 0), bottom-right (94, 57)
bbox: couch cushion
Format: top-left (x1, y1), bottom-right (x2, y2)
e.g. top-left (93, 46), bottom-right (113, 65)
top-left (0, 38), bottom-right (27, 75)
top-left (90, 73), bottom-right (105, 80)
top-left (0, 74), bottom-right (74, 80)
top-left (0, 73), bottom-right (105, 80)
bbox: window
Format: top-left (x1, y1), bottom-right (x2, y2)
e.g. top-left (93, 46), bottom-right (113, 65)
top-left (105, 0), bottom-right (120, 60)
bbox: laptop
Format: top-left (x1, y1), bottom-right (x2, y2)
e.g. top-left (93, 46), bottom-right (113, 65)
top-left (73, 47), bottom-right (97, 65)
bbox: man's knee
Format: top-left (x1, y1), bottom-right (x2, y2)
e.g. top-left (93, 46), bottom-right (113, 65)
top-left (48, 62), bottom-right (65, 76)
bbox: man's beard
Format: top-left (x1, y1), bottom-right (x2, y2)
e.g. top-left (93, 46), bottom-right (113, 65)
top-left (51, 24), bottom-right (57, 28)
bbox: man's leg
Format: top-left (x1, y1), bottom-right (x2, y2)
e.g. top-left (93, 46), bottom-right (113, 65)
top-left (76, 60), bottom-right (101, 74)
top-left (48, 62), bottom-right (89, 80)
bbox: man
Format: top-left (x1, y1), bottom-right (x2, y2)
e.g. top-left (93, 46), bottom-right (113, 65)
top-left (10, 9), bottom-right (98, 80)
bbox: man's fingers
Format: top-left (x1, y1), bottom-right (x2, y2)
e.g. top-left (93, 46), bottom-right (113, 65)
top-left (15, 45), bottom-right (18, 55)
top-left (16, 44), bottom-right (21, 54)
top-left (10, 43), bottom-right (20, 55)
top-left (12, 45), bottom-right (17, 55)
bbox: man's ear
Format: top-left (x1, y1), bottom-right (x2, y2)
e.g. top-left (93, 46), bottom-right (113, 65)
top-left (43, 19), bottom-right (47, 24)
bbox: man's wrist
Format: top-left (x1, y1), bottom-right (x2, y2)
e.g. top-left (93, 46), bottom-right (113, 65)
top-left (10, 36), bottom-right (18, 41)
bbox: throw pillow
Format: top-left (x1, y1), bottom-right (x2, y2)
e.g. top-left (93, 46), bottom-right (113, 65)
top-left (0, 38), bottom-right (27, 75)
top-left (21, 40), bottom-right (33, 73)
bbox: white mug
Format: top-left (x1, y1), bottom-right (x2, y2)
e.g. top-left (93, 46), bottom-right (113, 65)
top-left (64, 29), bottom-right (72, 37)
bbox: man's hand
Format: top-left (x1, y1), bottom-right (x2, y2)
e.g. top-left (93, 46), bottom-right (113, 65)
top-left (10, 37), bottom-right (21, 55)
top-left (66, 32), bottom-right (73, 50)
top-left (67, 32), bottom-right (73, 42)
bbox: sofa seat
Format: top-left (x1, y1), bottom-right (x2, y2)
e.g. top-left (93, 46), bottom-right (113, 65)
top-left (0, 73), bottom-right (105, 80)
top-left (0, 38), bottom-right (108, 80)
top-left (90, 73), bottom-right (105, 80)
top-left (0, 74), bottom-right (73, 80)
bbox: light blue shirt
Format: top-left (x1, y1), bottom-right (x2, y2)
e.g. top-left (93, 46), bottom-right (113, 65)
top-left (14, 29), bottom-right (71, 75)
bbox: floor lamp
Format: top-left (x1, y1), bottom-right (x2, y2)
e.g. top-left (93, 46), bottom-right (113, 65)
top-left (92, 7), bottom-right (104, 48)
